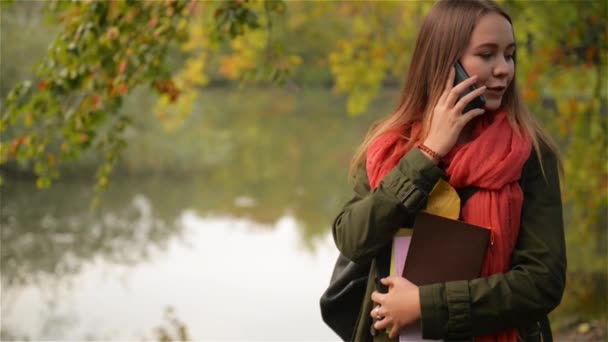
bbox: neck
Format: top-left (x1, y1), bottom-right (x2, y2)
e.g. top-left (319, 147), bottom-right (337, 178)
top-left (457, 120), bottom-right (476, 144)
top-left (457, 110), bottom-right (500, 144)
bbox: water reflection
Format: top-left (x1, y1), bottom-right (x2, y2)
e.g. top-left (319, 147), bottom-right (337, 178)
top-left (2, 204), bottom-right (339, 340)
top-left (1, 180), bottom-right (181, 292)
top-left (113, 87), bottom-right (393, 243)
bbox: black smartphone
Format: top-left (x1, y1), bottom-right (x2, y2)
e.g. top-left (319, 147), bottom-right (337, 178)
top-left (454, 62), bottom-right (486, 114)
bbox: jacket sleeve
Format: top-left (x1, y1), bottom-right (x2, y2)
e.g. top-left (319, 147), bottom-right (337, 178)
top-left (332, 148), bottom-right (445, 265)
top-left (419, 148), bottom-right (567, 340)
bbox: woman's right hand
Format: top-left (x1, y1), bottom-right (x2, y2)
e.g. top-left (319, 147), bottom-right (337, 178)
top-left (422, 67), bottom-right (487, 158)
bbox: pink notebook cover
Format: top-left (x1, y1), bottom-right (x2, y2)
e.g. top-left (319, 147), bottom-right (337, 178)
top-left (392, 235), bottom-right (431, 341)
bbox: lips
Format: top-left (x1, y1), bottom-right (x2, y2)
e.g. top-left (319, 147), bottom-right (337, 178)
top-left (485, 86), bottom-right (506, 97)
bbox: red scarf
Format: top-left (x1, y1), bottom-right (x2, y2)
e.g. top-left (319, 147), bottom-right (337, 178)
top-left (366, 112), bottom-right (531, 342)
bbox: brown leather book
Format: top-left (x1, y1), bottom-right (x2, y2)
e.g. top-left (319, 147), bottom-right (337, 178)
top-left (402, 212), bottom-right (491, 286)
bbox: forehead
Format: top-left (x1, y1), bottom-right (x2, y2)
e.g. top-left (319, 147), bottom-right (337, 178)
top-left (469, 13), bottom-right (514, 47)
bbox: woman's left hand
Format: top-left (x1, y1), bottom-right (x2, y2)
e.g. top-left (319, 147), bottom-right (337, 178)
top-left (370, 276), bottom-right (421, 339)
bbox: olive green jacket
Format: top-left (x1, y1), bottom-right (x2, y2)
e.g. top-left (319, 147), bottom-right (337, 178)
top-left (332, 147), bottom-right (566, 341)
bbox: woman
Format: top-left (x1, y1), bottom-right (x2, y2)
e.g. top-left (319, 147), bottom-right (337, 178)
top-left (331, 0), bottom-right (566, 341)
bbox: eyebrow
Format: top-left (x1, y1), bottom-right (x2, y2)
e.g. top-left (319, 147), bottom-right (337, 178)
top-left (475, 42), bottom-right (516, 50)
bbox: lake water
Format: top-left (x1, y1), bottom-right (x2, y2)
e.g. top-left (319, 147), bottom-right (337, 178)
top-left (0, 88), bottom-right (392, 340)
top-left (2, 202), bottom-right (339, 340)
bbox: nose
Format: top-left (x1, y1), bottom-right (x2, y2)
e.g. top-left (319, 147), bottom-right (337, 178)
top-left (493, 55), bottom-right (511, 78)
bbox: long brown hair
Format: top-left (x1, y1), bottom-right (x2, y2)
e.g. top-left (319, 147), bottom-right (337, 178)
top-left (349, 0), bottom-right (561, 179)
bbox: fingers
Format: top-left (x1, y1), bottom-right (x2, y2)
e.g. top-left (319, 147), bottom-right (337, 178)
top-left (369, 304), bottom-right (384, 320)
top-left (380, 277), bottom-right (395, 287)
top-left (371, 290), bottom-right (384, 304)
top-left (373, 317), bottom-right (402, 338)
top-left (388, 324), bottom-right (401, 339)
top-left (439, 67), bottom-right (457, 103)
top-left (373, 315), bottom-right (391, 331)
top-left (454, 86), bottom-right (486, 113)
top-left (462, 107), bottom-right (486, 122)
top-left (445, 75), bottom-right (478, 106)
top-left (447, 67), bottom-right (456, 89)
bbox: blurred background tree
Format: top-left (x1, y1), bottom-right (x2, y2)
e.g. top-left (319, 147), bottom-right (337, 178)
top-left (1, 0), bottom-right (606, 337)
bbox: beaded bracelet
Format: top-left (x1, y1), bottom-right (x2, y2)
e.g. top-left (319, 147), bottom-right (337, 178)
top-left (417, 143), bottom-right (442, 163)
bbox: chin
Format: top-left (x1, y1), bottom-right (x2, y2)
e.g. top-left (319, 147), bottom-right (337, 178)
top-left (484, 98), bottom-right (502, 111)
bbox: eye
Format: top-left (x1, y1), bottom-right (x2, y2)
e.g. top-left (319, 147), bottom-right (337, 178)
top-left (478, 53), bottom-right (493, 60)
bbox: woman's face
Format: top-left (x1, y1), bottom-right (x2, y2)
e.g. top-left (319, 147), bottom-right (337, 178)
top-left (460, 13), bottom-right (515, 112)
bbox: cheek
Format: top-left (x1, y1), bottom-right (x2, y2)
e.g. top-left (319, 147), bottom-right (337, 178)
top-left (507, 63), bottom-right (515, 82)
top-left (460, 59), bottom-right (491, 85)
